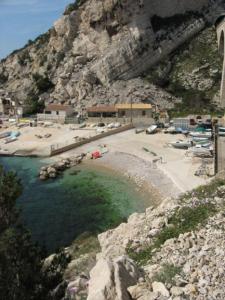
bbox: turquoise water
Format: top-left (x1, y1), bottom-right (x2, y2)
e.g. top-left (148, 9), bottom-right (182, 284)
top-left (0, 157), bottom-right (150, 252)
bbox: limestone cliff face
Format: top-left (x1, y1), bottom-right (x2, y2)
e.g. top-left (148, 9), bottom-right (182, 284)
top-left (0, 0), bottom-right (224, 111)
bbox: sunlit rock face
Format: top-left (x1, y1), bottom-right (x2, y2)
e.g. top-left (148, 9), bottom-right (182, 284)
top-left (0, 0), bottom-right (224, 111)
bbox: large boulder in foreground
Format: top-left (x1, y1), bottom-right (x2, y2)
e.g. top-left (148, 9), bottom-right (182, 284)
top-left (87, 255), bottom-right (139, 300)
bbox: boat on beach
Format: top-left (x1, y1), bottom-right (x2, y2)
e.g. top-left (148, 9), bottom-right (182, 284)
top-left (0, 131), bottom-right (11, 139)
top-left (4, 137), bottom-right (18, 144)
top-left (146, 125), bottom-right (157, 134)
top-left (219, 127), bottom-right (225, 136)
top-left (170, 140), bottom-right (193, 149)
top-left (189, 131), bottom-right (212, 139)
top-left (192, 136), bottom-right (211, 142)
top-left (191, 147), bottom-right (213, 158)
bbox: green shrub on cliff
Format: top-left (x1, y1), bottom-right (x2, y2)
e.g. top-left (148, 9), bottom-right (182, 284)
top-left (32, 73), bottom-right (54, 93)
top-left (0, 166), bottom-right (69, 299)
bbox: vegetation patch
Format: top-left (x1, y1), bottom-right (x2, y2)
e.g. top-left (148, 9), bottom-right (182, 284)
top-left (32, 73), bottom-right (54, 93)
top-left (143, 27), bottom-right (223, 117)
top-left (152, 264), bottom-right (182, 285)
top-left (18, 50), bottom-right (32, 66)
top-left (0, 72), bottom-right (8, 84)
top-left (181, 179), bottom-right (225, 202)
top-left (64, 0), bottom-right (87, 15)
top-left (127, 180), bottom-right (224, 265)
top-left (24, 90), bottom-right (45, 115)
top-left (127, 202), bottom-right (216, 265)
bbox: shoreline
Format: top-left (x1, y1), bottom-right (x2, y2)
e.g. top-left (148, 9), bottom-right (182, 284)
top-left (81, 151), bottom-right (181, 200)
top-left (78, 157), bottom-right (163, 207)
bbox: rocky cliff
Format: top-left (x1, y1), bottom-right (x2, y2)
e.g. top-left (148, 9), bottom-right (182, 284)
top-left (0, 0), bottom-right (225, 113)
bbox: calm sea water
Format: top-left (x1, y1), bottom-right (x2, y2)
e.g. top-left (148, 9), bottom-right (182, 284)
top-left (0, 157), bottom-right (150, 252)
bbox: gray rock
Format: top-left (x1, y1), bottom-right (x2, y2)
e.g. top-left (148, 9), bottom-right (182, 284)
top-left (152, 282), bottom-right (170, 297)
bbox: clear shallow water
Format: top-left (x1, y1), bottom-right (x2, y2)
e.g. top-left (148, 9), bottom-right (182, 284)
top-left (0, 157), bottom-right (150, 253)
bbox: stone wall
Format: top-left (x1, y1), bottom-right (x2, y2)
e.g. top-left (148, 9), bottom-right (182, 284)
top-left (50, 124), bottom-right (134, 156)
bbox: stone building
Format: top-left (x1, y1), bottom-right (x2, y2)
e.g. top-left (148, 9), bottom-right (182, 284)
top-left (0, 89), bottom-right (16, 116)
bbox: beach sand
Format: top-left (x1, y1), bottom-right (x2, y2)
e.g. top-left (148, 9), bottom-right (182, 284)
top-left (0, 123), bottom-right (212, 200)
top-left (57, 130), bottom-right (212, 199)
top-left (0, 124), bottom-right (95, 156)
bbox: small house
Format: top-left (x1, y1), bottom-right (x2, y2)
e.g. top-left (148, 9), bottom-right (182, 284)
top-left (0, 98), bottom-right (15, 116)
top-left (87, 105), bottom-right (117, 121)
top-left (44, 104), bottom-right (74, 117)
top-left (37, 104), bottom-right (74, 123)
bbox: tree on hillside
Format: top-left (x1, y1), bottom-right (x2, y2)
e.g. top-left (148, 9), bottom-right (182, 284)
top-left (0, 166), bottom-right (70, 300)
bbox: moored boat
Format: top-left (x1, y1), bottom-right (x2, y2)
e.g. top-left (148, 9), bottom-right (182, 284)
top-left (189, 131), bottom-right (212, 138)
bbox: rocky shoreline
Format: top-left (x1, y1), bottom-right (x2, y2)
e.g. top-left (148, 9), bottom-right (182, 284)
top-left (55, 177), bottom-right (225, 300)
top-left (38, 154), bottom-right (85, 180)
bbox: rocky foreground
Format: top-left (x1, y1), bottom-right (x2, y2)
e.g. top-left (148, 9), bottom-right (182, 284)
top-left (59, 177), bottom-right (225, 300)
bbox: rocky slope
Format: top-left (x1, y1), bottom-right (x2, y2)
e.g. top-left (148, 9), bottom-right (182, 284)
top-left (65, 178), bottom-right (225, 300)
top-left (0, 0), bottom-right (225, 112)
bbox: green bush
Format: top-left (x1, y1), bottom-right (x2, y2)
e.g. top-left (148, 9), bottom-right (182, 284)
top-left (152, 264), bottom-right (182, 285)
top-left (0, 73), bottom-right (8, 84)
top-left (181, 179), bottom-right (225, 202)
top-left (32, 73), bottom-right (54, 93)
top-left (63, 0), bottom-right (87, 14)
top-left (18, 50), bottom-right (31, 66)
top-left (24, 91), bottom-right (45, 115)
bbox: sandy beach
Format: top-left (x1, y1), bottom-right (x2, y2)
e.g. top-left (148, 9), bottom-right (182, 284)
top-left (0, 124), bottom-right (95, 156)
top-left (57, 129), bottom-right (212, 199)
top-left (0, 123), bottom-right (212, 200)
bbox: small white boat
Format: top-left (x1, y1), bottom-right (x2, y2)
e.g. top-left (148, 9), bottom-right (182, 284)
top-left (189, 131), bottom-right (212, 138)
top-left (191, 146), bottom-right (213, 158)
top-left (219, 127), bottom-right (225, 136)
top-left (10, 131), bottom-right (20, 138)
top-left (146, 125), bottom-right (157, 134)
top-left (135, 128), bottom-right (144, 134)
top-left (192, 136), bottom-right (210, 142)
top-left (219, 131), bottom-right (225, 136)
top-left (4, 137), bottom-right (18, 144)
top-left (164, 126), bottom-right (176, 133)
top-left (170, 140), bottom-right (193, 149)
top-left (0, 131), bottom-right (11, 139)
